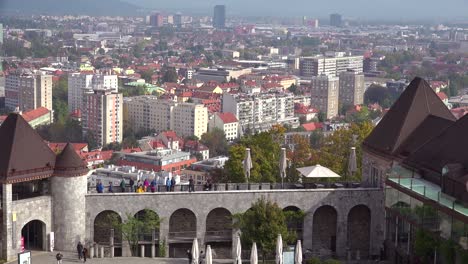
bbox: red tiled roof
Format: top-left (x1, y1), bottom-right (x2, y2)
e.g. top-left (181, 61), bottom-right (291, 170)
top-left (302, 122), bottom-right (323, 131)
top-left (48, 142), bottom-right (88, 153)
top-left (217, 112), bottom-right (238, 123)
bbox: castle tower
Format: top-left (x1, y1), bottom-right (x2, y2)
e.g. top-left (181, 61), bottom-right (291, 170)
top-left (51, 143), bottom-right (89, 251)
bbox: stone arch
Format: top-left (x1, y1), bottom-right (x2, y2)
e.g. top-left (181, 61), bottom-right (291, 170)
top-left (168, 208), bottom-right (197, 258)
top-left (21, 220), bottom-right (46, 250)
top-left (312, 205), bottom-right (337, 257)
top-left (134, 209), bottom-right (160, 257)
top-left (169, 208), bottom-right (197, 239)
top-left (347, 205), bottom-right (371, 259)
top-left (206, 208), bottom-right (233, 258)
top-left (93, 210), bottom-right (122, 245)
top-left (283, 206), bottom-right (303, 242)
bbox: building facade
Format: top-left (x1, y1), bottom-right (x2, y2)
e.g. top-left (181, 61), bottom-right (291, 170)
top-left (124, 96), bottom-right (208, 139)
top-left (208, 112), bottom-right (239, 141)
top-left (5, 71), bottom-right (52, 112)
top-left (330, 13), bottom-right (342, 27)
top-left (82, 88), bottom-right (123, 147)
top-left (310, 75), bottom-right (339, 119)
top-left (339, 70), bottom-right (365, 106)
top-left (300, 55), bottom-right (363, 77)
top-left (68, 73), bottom-right (118, 113)
top-left (222, 92), bottom-right (298, 133)
top-left (213, 5), bottom-right (226, 29)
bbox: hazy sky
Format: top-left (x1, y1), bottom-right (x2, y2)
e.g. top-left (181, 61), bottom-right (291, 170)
top-left (125, 0), bottom-right (468, 20)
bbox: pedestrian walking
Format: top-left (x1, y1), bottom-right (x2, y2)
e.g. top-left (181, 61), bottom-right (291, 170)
top-left (166, 177), bottom-right (171, 191)
top-left (120, 179), bottom-right (126, 193)
top-left (187, 250), bottom-right (192, 264)
top-left (171, 176), bottom-right (176, 191)
top-left (130, 178), bottom-right (135, 192)
top-left (108, 182), bottom-right (114, 193)
top-left (189, 177), bottom-right (195, 192)
top-left (56, 252), bottom-right (63, 264)
top-left (77, 241), bottom-right (84, 260)
top-left (96, 181), bottom-right (104, 193)
top-left (83, 247), bottom-right (88, 262)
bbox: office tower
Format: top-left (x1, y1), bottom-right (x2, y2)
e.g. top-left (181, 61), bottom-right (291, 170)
top-left (339, 70), bottom-right (365, 106)
top-left (150, 12), bottom-right (164, 27)
top-left (310, 75), bottom-right (339, 119)
top-left (174, 13), bottom-right (183, 27)
top-left (213, 5), bottom-right (226, 29)
top-left (330, 13), bottom-right (342, 27)
top-left (82, 88), bottom-right (123, 147)
top-left (0, 23), bottom-right (3, 44)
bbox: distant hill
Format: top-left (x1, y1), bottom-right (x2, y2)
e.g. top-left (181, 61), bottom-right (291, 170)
top-left (0, 0), bottom-right (141, 16)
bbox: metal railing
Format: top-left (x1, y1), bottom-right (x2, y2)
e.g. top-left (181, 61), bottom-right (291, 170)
top-left (168, 231), bottom-right (196, 240)
top-left (88, 181), bottom-right (363, 194)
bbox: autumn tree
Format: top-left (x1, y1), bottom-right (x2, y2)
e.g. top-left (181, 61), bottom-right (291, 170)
top-left (315, 121), bottom-right (374, 181)
top-left (200, 128), bottom-right (229, 157)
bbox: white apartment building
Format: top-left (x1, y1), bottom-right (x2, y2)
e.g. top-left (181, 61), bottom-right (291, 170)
top-left (68, 73), bottom-right (118, 112)
top-left (222, 92), bottom-right (298, 133)
top-left (5, 71), bottom-right (52, 111)
top-left (82, 88), bottom-right (123, 147)
top-left (208, 112), bottom-right (239, 141)
top-left (124, 96), bottom-right (208, 139)
top-left (310, 75), bottom-right (339, 119)
top-left (300, 54), bottom-right (363, 77)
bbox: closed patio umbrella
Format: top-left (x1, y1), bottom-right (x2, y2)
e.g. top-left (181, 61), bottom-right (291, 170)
top-left (347, 147), bottom-right (357, 178)
top-left (294, 240), bottom-right (302, 264)
top-left (235, 235), bottom-right (242, 264)
top-left (192, 238), bottom-right (199, 264)
top-left (206, 245), bottom-right (213, 264)
top-left (279, 148), bottom-right (287, 188)
top-left (250, 242), bottom-right (258, 264)
top-left (243, 148), bottom-right (253, 184)
top-left (276, 234), bottom-right (283, 264)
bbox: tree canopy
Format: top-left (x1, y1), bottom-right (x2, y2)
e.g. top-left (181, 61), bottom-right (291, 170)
top-left (200, 128), bottom-right (229, 157)
top-left (233, 198), bottom-right (302, 261)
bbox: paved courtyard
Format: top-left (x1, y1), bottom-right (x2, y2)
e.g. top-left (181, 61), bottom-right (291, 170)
top-left (8, 251), bottom-right (232, 264)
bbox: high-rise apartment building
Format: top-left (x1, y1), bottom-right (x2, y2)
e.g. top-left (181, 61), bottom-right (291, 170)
top-left (310, 75), bottom-right (339, 119)
top-left (174, 13), bottom-right (183, 27)
top-left (213, 5), bottom-right (226, 29)
top-left (124, 96), bottom-right (208, 138)
top-left (0, 23), bottom-right (3, 44)
top-left (82, 88), bottom-right (123, 147)
top-left (222, 92), bottom-right (298, 133)
top-left (5, 71), bottom-right (53, 112)
top-left (330, 13), bottom-right (342, 27)
top-left (339, 70), bottom-right (365, 106)
top-left (300, 54), bottom-right (363, 77)
top-left (68, 73), bottom-right (118, 112)
top-left (150, 12), bottom-right (164, 27)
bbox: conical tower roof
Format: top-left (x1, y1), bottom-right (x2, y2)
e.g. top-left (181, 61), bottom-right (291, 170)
top-left (363, 77), bottom-right (456, 156)
top-left (0, 113), bottom-right (56, 183)
top-left (54, 143), bottom-right (89, 177)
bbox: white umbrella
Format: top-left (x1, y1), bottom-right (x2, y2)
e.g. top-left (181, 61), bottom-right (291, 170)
top-left (296, 164), bottom-right (341, 178)
top-left (294, 240), bottom-right (302, 264)
top-left (206, 245), bottom-right (213, 264)
top-left (243, 148), bottom-right (253, 183)
top-left (279, 148), bottom-right (287, 188)
top-left (276, 234), bottom-right (283, 264)
top-left (235, 235), bottom-right (242, 264)
top-left (347, 147), bottom-right (357, 177)
top-left (250, 243), bottom-right (258, 264)
top-left (192, 238), bottom-right (199, 264)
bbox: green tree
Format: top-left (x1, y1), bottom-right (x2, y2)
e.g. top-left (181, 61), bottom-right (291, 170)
top-left (140, 70), bottom-right (154, 83)
top-left (316, 122), bottom-right (374, 181)
top-left (364, 84), bottom-right (394, 108)
top-left (106, 209), bottom-right (160, 256)
top-left (233, 198), bottom-right (300, 262)
top-left (200, 128), bottom-right (229, 157)
top-left (162, 68), bottom-right (178, 83)
top-left (414, 229), bottom-right (439, 263)
top-left (223, 145), bottom-right (246, 183)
